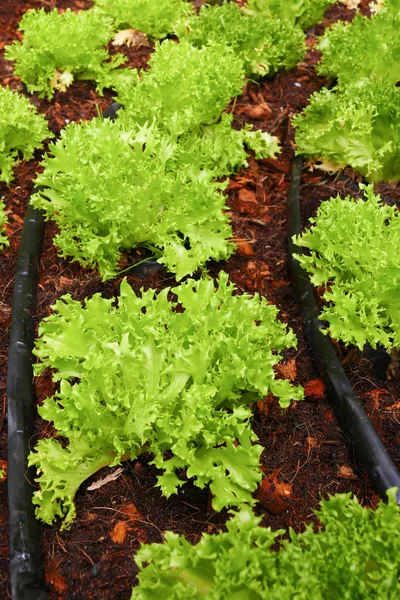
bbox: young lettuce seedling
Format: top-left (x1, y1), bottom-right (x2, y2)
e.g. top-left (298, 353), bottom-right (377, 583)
top-left (93, 0), bottom-right (194, 39)
top-left (5, 8), bottom-right (128, 99)
top-left (0, 86), bottom-right (51, 184)
top-left (176, 2), bottom-right (306, 78)
top-left (317, 0), bottom-right (400, 86)
top-left (114, 40), bottom-right (246, 136)
top-left (31, 117), bottom-right (237, 281)
top-left (295, 185), bottom-right (400, 351)
top-left (245, 0), bottom-right (336, 30)
top-left (132, 489), bottom-right (400, 599)
top-left (29, 273), bottom-right (303, 528)
top-left (293, 83), bottom-right (400, 182)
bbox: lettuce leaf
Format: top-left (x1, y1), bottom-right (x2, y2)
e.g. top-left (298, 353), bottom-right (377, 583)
top-left (5, 8), bottom-right (126, 99)
top-left (31, 117), bottom-right (238, 281)
top-left (0, 86), bottom-right (51, 184)
top-left (176, 2), bottom-right (305, 78)
top-left (293, 83), bottom-right (400, 182)
top-left (30, 35), bottom-right (280, 280)
top-left (245, 0), bottom-right (336, 30)
top-left (294, 185), bottom-right (400, 351)
top-left (167, 113), bottom-right (280, 181)
top-left (93, 0), bottom-right (194, 39)
top-left (115, 40), bottom-right (245, 137)
top-left (29, 273), bottom-right (303, 527)
top-left (317, 0), bottom-right (400, 86)
top-left (132, 489), bottom-right (400, 599)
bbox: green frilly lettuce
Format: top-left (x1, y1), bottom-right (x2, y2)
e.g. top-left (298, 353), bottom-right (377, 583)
top-left (132, 489), bottom-right (400, 599)
top-left (0, 85), bottom-right (51, 184)
top-left (245, 0), bottom-right (336, 30)
top-left (29, 273), bottom-right (303, 528)
top-left (293, 83), bottom-right (400, 183)
top-left (294, 185), bottom-right (400, 351)
top-left (93, 0), bottom-right (194, 39)
top-left (176, 2), bottom-right (306, 78)
top-left (5, 8), bottom-right (127, 99)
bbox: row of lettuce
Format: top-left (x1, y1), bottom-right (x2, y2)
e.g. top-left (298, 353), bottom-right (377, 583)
top-left (1, 1), bottom-right (399, 598)
top-left (295, 0), bottom-right (400, 354)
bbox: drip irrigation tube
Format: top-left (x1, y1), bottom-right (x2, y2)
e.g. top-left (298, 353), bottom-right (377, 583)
top-left (7, 202), bottom-right (48, 600)
top-left (6, 104), bottom-right (124, 600)
top-left (287, 155), bottom-right (400, 504)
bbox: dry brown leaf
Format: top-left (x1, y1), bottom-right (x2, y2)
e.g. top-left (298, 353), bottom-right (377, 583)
top-left (256, 477), bottom-right (292, 514)
top-left (237, 103), bottom-right (272, 120)
top-left (304, 379), bottom-right (326, 399)
top-left (110, 520), bottom-right (128, 544)
top-left (238, 189), bottom-right (257, 204)
top-left (45, 562), bottom-right (68, 593)
top-left (270, 279), bottom-right (288, 289)
top-left (338, 465), bottom-right (357, 480)
top-left (257, 393), bottom-right (275, 415)
top-left (121, 503), bottom-right (143, 522)
top-left (112, 29), bottom-right (151, 48)
top-left (307, 436), bottom-right (318, 449)
top-left (275, 358), bottom-right (297, 381)
top-left (340, 0), bottom-right (360, 8)
top-left (59, 276), bottom-right (73, 287)
top-left (388, 400), bottom-right (400, 412)
top-left (364, 389), bottom-right (386, 411)
top-left (236, 242), bottom-right (255, 256)
top-left (87, 467), bottom-right (123, 491)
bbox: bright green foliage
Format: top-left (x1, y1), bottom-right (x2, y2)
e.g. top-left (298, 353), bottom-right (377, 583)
top-left (94, 0), bottom-right (194, 39)
top-left (293, 83), bottom-right (400, 182)
top-left (246, 0), bottom-right (336, 30)
top-left (29, 273), bottom-right (302, 527)
top-left (0, 86), bottom-right (51, 184)
top-left (115, 40), bottom-right (245, 136)
top-left (132, 489), bottom-right (400, 599)
top-left (317, 0), bottom-right (400, 86)
top-left (0, 201), bottom-right (9, 249)
top-left (5, 8), bottom-right (126, 99)
top-left (31, 117), bottom-right (238, 281)
top-left (295, 185), bottom-right (400, 351)
top-left (177, 2), bottom-right (305, 78)
top-left (168, 113), bottom-right (280, 181)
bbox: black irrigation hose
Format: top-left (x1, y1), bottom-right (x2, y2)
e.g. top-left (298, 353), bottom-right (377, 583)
top-left (6, 103), bottom-right (125, 600)
top-left (288, 155), bottom-right (400, 504)
top-left (7, 202), bottom-right (48, 600)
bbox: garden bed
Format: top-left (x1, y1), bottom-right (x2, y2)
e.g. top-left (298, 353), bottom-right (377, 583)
top-left (0, 1), bottom-right (399, 598)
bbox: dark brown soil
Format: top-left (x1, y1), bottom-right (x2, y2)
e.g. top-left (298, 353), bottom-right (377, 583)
top-left (1, 1), bottom-right (399, 599)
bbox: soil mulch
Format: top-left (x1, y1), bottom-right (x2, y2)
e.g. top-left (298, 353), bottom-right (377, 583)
top-left (0, 1), bottom-right (399, 598)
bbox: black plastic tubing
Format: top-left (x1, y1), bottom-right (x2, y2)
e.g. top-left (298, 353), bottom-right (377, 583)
top-left (6, 103), bottom-right (123, 600)
top-left (7, 202), bottom-right (48, 600)
top-left (288, 155), bottom-right (400, 503)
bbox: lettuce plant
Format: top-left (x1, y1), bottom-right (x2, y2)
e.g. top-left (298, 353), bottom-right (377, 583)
top-left (5, 8), bottom-right (127, 99)
top-left (245, 0), bottom-right (336, 30)
top-left (115, 40), bottom-right (245, 136)
top-left (0, 86), bottom-right (51, 184)
top-left (167, 113), bottom-right (280, 181)
top-left (293, 83), bottom-right (400, 182)
top-left (295, 185), bottom-right (400, 351)
top-left (317, 0), bottom-right (400, 86)
top-left (0, 201), bottom-right (8, 249)
top-left (29, 273), bottom-right (303, 527)
top-left (31, 117), bottom-right (238, 281)
top-left (132, 489), bottom-right (400, 599)
top-left (93, 0), bottom-right (194, 39)
top-left (176, 2), bottom-right (305, 78)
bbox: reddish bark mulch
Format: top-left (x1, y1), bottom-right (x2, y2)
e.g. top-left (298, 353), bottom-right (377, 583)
top-left (0, 1), bottom-right (399, 599)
